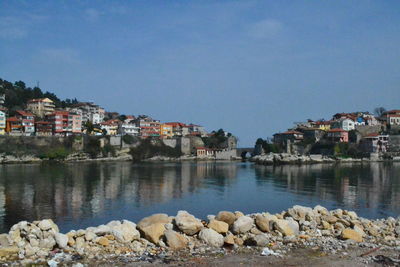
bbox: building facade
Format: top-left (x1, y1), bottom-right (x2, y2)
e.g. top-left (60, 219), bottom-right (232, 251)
top-left (26, 98), bottom-right (55, 118)
top-left (136, 117), bottom-right (161, 138)
top-left (68, 102), bottom-right (105, 124)
top-left (35, 121), bottom-right (53, 136)
top-left (0, 111), bottom-right (5, 135)
top-left (326, 128), bottom-right (349, 143)
top-left (48, 111), bottom-right (69, 135)
top-left (160, 124), bottom-right (173, 138)
top-left (360, 133), bottom-right (389, 153)
top-left (15, 110), bottom-right (35, 135)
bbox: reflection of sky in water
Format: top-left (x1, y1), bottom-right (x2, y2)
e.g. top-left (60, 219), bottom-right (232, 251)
top-left (0, 162), bottom-right (399, 233)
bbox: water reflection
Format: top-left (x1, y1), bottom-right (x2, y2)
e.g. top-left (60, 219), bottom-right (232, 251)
top-left (0, 161), bottom-right (399, 233)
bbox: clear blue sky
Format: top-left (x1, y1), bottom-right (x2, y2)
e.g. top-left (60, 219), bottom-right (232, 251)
top-left (1, 1), bottom-right (399, 146)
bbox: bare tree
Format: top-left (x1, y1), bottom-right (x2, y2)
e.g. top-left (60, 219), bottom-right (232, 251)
top-left (374, 107), bottom-right (386, 117)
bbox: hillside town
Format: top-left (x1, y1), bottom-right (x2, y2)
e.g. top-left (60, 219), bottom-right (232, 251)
top-left (259, 109), bottom-right (400, 158)
top-left (0, 95), bottom-right (209, 139)
top-left (0, 80), bottom-right (238, 161)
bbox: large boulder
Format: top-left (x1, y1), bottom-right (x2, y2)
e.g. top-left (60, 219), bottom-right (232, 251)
top-left (232, 216), bottom-right (253, 234)
top-left (38, 219), bottom-right (59, 232)
top-left (207, 220), bottom-right (229, 234)
top-left (273, 219), bottom-right (299, 236)
top-left (215, 211), bottom-right (236, 226)
top-left (198, 228), bottom-right (224, 247)
top-left (341, 228), bottom-right (363, 242)
top-left (54, 233), bottom-right (68, 249)
top-left (137, 214), bottom-right (171, 230)
top-left (137, 214), bottom-right (171, 244)
top-left (140, 223), bottom-right (165, 244)
top-left (164, 230), bottom-right (188, 250)
top-left (244, 234), bottom-right (269, 246)
top-left (109, 220), bottom-right (140, 243)
top-left (175, 211), bottom-right (203, 235)
top-left (255, 214), bottom-right (276, 232)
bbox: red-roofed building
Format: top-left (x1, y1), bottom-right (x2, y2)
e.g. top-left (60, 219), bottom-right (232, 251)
top-left (165, 122), bottom-right (189, 137)
top-left (27, 98), bottom-right (55, 117)
top-left (100, 119), bottom-right (119, 135)
top-left (6, 117), bottom-right (23, 135)
top-left (15, 110), bottom-right (35, 135)
top-left (196, 147), bottom-right (215, 158)
top-left (326, 128), bottom-right (349, 143)
top-left (135, 116), bottom-right (160, 138)
top-left (273, 130), bottom-right (304, 145)
top-left (382, 110), bottom-right (400, 126)
top-left (48, 111), bottom-right (69, 135)
top-left (35, 121), bottom-right (53, 136)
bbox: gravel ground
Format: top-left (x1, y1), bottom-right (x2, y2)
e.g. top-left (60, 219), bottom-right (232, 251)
top-left (84, 246), bottom-right (400, 267)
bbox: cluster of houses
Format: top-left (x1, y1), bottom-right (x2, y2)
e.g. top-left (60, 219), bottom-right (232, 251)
top-left (273, 110), bottom-right (400, 154)
top-left (0, 96), bottom-right (208, 138)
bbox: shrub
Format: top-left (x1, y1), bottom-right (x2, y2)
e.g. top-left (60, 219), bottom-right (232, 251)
top-left (85, 138), bottom-right (101, 158)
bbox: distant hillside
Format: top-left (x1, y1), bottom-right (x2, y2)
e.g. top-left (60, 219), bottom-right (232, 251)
top-left (0, 78), bottom-right (79, 113)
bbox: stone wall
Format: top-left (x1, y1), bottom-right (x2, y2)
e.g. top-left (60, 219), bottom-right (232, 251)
top-left (215, 149), bottom-right (237, 160)
top-left (162, 138), bottom-right (177, 148)
top-left (110, 136), bottom-right (122, 147)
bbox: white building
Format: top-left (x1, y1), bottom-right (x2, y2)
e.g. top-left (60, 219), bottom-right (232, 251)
top-left (67, 102), bottom-right (105, 124)
top-left (332, 118), bottom-right (355, 131)
top-left (119, 122), bottom-right (140, 136)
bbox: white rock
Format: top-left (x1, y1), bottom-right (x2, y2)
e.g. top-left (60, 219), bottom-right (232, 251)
top-left (232, 216), bottom-right (253, 234)
top-left (175, 211), bottom-right (203, 235)
top-left (38, 220), bottom-right (57, 232)
top-left (85, 231), bottom-right (96, 241)
top-left (54, 233), bottom-right (68, 249)
top-left (198, 228), bottom-right (224, 247)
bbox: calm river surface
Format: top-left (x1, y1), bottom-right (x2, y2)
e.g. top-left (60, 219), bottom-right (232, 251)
top-left (0, 161), bottom-right (399, 233)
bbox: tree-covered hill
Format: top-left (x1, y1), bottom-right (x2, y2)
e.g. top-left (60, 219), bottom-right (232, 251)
top-left (0, 78), bottom-right (79, 113)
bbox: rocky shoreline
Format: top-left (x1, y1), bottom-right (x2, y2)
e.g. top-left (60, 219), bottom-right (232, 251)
top-left (251, 153), bottom-right (400, 165)
top-left (0, 153), bottom-right (242, 165)
top-left (0, 205), bottom-right (399, 266)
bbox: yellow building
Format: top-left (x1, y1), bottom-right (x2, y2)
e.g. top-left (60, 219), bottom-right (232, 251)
top-left (27, 98), bottom-right (55, 118)
top-left (160, 124), bottom-right (173, 138)
top-left (314, 121), bottom-right (331, 131)
top-left (0, 111), bottom-right (5, 135)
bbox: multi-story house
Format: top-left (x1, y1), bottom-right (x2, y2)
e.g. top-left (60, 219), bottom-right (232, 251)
top-left (15, 110), bottom-right (35, 135)
top-left (165, 122), bottom-right (189, 137)
top-left (35, 121), bottom-right (53, 136)
top-left (160, 124), bottom-right (173, 138)
top-left (0, 110), bottom-right (6, 135)
top-left (382, 110), bottom-right (400, 126)
top-left (69, 113), bottom-right (82, 134)
top-left (326, 128), bottom-right (349, 143)
top-left (119, 121), bottom-right (140, 136)
top-left (360, 133), bottom-right (389, 153)
top-left (273, 130), bottom-right (304, 145)
top-left (100, 119), bottom-right (119, 136)
top-left (188, 124), bottom-right (207, 136)
top-left (312, 120), bottom-right (332, 131)
top-left (331, 118), bottom-right (355, 131)
top-left (26, 98), bottom-right (55, 118)
top-left (6, 117), bottom-right (23, 135)
top-left (48, 111), bottom-right (69, 136)
top-left (67, 102), bottom-right (105, 124)
top-left (135, 116), bottom-right (161, 138)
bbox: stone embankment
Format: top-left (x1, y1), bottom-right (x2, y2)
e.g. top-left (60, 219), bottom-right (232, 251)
top-left (0, 205), bottom-right (399, 265)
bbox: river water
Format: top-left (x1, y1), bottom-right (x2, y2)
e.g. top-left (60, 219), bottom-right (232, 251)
top-left (0, 161), bottom-right (399, 233)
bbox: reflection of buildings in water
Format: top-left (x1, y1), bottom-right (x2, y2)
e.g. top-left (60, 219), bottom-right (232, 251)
top-left (256, 163), bottom-right (400, 215)
top-left (0, 185), bottom-right (5, 231)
